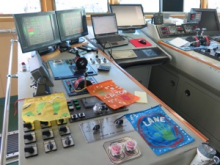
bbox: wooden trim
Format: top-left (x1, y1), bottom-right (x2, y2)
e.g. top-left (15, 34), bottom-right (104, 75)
top-left (0, 17), bottom-right (14, 22)
top-left (201, 0), bottom-right (208, 8)
top-left (97, 43), bottom-right (208, 142)
top-left (158, 40), bottom-right (220, 70)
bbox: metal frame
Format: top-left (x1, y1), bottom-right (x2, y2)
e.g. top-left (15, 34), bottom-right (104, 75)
top-left (0, 39), bottom-right (18, 165)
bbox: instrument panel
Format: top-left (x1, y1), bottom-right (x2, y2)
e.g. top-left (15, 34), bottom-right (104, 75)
top-left (156, 23), bottom-right (198, 38)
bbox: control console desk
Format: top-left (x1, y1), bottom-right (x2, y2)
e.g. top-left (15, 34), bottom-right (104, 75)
top-left (17, 41), bottom-right (206, 165)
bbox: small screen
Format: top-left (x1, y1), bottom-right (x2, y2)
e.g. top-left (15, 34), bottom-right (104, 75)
top-left (13, 11), bottom-right (61, 53)
top-left (91, 14), bottom-right (118, 36)
top-left (56, 9), bottom-right (88, 43)
top-left (22, 15), bottom-right (54, 46)
top-left (161, 0), bottom-right (184, 12)
top-left (110, 5), bottom-right (146, 27)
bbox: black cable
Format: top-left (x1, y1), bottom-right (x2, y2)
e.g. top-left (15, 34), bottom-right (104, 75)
top-left (103, 41), bottom-right (113, 59)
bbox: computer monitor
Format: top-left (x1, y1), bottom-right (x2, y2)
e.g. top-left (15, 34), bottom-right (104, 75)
top-left (190, 8), bottom-right (220, 35)
top-left (29, 53), bottom-right (54, 96)
top-left (13, 11), bottom-right (61, 54)
top-left (56, 8), bottom-right (88, 45)
top-left (110, 4), bottom-right (146, 33)
top-left (160, 0), bottom-right (184, 13)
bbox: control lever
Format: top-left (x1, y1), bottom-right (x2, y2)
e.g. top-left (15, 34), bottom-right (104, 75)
top-left (195, 28), bottom-right (200, 36)
top-left (200, 28), bottom-right (206, 37)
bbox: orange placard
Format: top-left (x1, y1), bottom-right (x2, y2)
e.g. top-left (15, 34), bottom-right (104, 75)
top-left (86, 80), bottom-right (140, 109)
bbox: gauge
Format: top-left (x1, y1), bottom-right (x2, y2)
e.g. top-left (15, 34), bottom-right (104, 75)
top-left (168, 26), bottom-right (177, 34)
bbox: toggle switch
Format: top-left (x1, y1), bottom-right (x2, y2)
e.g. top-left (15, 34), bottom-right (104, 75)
top-left (42, 130), bottom-right (54, 140)
top-left (61, 135), bottom-right (75, 148)
top-left (23, 122), bottom-right (35, 132)
top-left (47, 141), bottom-right (54, 151)
top-left (24, 146), bottom-right (35, 154)
top-left (93, 124), bottom-right (100, 134)
top-left (44, 140), bottom-right (57, 153)
top-left (59, 125), bottom-right (70, 136)
top-left (24, 134), bottom-right (33, 141)
top-left (24, 132), bottom-right (36, 144)
top-left (24, 144), bottom-right (38, 158)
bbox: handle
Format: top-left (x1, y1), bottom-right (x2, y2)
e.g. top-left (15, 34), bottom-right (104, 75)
top-left (170, 80), bottom-right (175, 87)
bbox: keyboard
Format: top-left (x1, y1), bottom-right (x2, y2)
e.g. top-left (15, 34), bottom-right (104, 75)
top-left (98, 35), bottom-right (124, 43)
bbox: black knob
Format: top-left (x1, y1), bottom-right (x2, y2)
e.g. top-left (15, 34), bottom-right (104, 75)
top-left (170, 81), bottom-right (175, 87)
top-left (23, 123), bottom-right (32, 129)
top-left (116, 119), bottom-right (123, 126)
top-left (42, 130), bottom-right (51, 137)
top-left (47, 141), bottom-right (54, 150)
top-left (59, 126), bottom-right (67, 133)
top-left (59, 119), bottom-right (64, 124)
top-left (24, 146), bottom-right (35, 154)
top-left (93, 124), bottom-right (100, 131)
top-left (24, 134), bottom-right (33, 141)
top-left (185, 90), bottom-right (191, 96)
top-left (41, 121), bottom-right (48, 126)
top-left (65, 137), bottom-right (71, 146)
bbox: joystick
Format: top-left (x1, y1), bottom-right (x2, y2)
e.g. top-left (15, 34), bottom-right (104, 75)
top-left (186, 28), bottom-right (210, 47)
top-left (73, 73), bottom-right (93, 91)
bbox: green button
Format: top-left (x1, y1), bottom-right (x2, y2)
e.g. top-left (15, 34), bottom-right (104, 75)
top-left (74, 102), bottom-right (79, 106)
top-left (76, 105), bottom-right (81, 110)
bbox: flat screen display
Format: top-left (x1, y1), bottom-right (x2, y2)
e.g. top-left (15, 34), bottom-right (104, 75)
top-left (13, 11), bottom-right (61, 53)
top-left (110, 4), bottom-right (146, 29)
top-left (161, 0), bottom-right (184, 12)
top-left (56, 9), bottom-right (88, 44)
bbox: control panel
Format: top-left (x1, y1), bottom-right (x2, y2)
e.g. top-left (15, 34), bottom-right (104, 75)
top-left (156, 23), bottom-right (198, 38)
top-left (22, 96), bottom-right (129, 159)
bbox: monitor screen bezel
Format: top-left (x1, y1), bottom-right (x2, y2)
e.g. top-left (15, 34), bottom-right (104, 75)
top-left (109, 4), bottom-right (147, 30)
top-left (13, 11), bottom-right (61, 53)
top-left (55, 8), bottom-right (88, 43)
top-left (190, 8), bottom-right (220, 34)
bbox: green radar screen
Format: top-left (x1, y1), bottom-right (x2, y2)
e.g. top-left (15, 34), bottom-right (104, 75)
top-left (125, 105), bottom-right (194, 155)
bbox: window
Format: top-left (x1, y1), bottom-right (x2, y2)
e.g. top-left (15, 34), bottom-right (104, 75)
top-left (208, 0), bottom-right (220, 12)
top-left (119, 0), bottom-right (160, 13)
top-left (119, 0), bottom-right (200, 13)
top-left (184, 0), bottom-right (200, 12)
top-left (54, 0), bottom-right (108, 13)
top-left (0, 0), bottom-right (41, 14)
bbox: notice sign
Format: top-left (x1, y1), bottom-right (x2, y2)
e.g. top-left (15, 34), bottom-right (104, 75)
top-left (125, 105), bottom-right (195, 155)
top-left (86, 80), bottom-right (139, 109)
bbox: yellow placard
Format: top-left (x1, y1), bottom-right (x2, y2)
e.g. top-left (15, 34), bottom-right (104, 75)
top-left (22, 93), bottom-right (70, 123)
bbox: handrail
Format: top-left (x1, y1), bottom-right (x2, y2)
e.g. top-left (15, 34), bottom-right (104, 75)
top-left (0, 39), bottom-right (18, 165)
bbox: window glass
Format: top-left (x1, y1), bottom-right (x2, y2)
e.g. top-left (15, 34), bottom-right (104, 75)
top-left (120, 0), bottom-right (200, 13)
top-left (0, 0), bottom-right (41, 14)
top-left (184, 0), bottom-right (200, 12)
top-left (208, 0), bottom-right (220, 12)
top-left (55, 0), bottom-right (108, 13)
top-left (119, 0), bottom-right (160, 13)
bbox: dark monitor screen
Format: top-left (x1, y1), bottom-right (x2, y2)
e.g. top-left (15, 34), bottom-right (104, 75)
top-left (29, 53), bottom-right (54, 96)
top-left (110, 4), bottom-right (146, 31)
top-left (160, 0), bottom-right (184, 12)
top-left (56, 8), bottom-right (88, 44)
top-left (13, 11), bottom-right (61, 53)
top-left (191, 8), bottom-right (220, 32)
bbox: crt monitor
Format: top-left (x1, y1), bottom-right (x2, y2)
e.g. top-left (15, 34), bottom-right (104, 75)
top-left (109, 4), bottom-right (146, 32)
top-left (190, 8), bottom-right (220, 35)
top-left (29, 53), bottom-right (54, 96)
top-left (56, 8), bottom-right (88, 44)
top-left (13, 11), bottom-right (61, 53)
top-left (160, 0), bottom-right (184, 12)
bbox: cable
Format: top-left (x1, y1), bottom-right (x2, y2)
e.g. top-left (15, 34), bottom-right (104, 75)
top-left (103, 41), bottom-right (113, 59)
top-left (14, 98), bottom-right (25, 116)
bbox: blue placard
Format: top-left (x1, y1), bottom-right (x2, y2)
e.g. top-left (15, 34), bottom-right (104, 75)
top-left (125, 105), bottom-right (194, 155)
